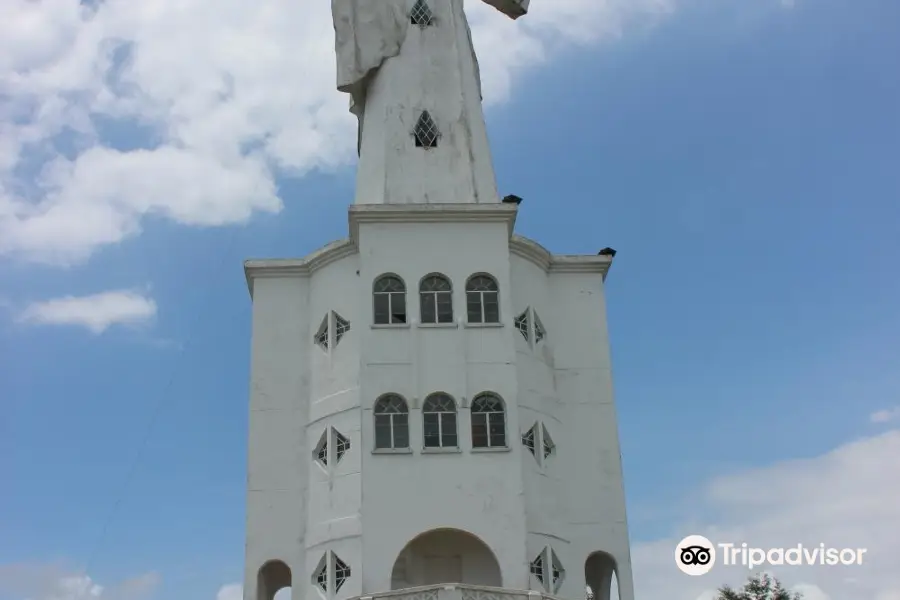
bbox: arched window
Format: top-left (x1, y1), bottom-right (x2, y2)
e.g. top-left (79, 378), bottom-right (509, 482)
top-left (374, 274), bottom-right (407, 325)
top-left (470, 393), bottom-right (506, 448)
top-left (374, 394), bottom-right (410, 450)
top-left (466, 274), bottom-right (500, 324)
top-left (419, 274), bottom-right (453, 324)
top-left (422, 393), bottom-right (458, 448)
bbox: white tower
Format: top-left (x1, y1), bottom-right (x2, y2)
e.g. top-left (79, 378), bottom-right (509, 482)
top-left (242, 1), bottom-right (635, 600)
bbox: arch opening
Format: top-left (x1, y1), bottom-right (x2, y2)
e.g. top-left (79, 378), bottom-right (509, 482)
top-left (258, 560), bottom-right (292, 600)
top-left (585, 552), bottom-right (619, 600)
top-left (390, 528), bottom-right (502, 590)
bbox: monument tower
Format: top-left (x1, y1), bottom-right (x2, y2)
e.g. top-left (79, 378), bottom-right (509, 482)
top-left (242, 1), bottom-right (635, 600)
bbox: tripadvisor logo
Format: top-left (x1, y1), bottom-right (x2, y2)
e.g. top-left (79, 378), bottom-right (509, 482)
top-left (675, 535), bottom-right (868, 575)
top-left (676, 535), bottom-right (716, 576)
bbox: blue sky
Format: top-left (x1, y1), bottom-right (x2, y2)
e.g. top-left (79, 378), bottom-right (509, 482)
top-left (2, 0), bottom-right (899, 599)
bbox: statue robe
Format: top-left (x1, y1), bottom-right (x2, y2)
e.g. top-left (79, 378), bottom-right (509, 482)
top-left (332, 0), bottom-right (410, 152)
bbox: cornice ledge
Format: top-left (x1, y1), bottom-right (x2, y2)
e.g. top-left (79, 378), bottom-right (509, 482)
top-left (510, 234), bottom-right (552, 270)
top-left (510, 234), bottom-right (613, 279)
top-left (304, 238), bottom-right (356, 271)
top-left (349, 203), bottom-right (518, 242)
top-left (243, 239), bottom-right (355, 297)
top-left (548, 255), bottom-right (612, 277)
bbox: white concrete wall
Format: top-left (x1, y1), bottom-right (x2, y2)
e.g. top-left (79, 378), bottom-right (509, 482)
top-left (356, 220), bottom-right (528, 593)
top-left (509, 256), bottom-right (568, 594)
top-left (355, 0), bottom-right (499, 205)
top-left (509, 255), bottom-right (634, 600)
top-left (545, 269), bottom-right (634, 600)
top-left (245, 276), bottom-right (312, 600)
top-left (306, 255), bottom-right (364, 600)
top-left (245, 231), bottom-right (633, 600)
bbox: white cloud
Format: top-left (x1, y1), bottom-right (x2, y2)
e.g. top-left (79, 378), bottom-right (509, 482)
top-left (0, 565), bottom-right (157, 600)
top-left (216, 583), bottom-right (243, 600)
top-left (18, 289), bottom-right (157, 333)
top-left (631, 429), bottom-right (900, 600)
top-left (870, 407), bottom-right (900, 424)
top-left (0, 0), bottom-right (676, 266)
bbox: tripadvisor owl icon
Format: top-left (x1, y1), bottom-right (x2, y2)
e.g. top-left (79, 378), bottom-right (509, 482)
top-left (676, 535), bottom-right (716, 576)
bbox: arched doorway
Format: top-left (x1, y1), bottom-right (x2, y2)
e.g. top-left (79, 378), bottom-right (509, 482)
top-left (584, 552), bottom-right (618, 600)
top-left (258, 560), bottom-right (291, 600)
top-left (390, 529), bottom-right (502, 590)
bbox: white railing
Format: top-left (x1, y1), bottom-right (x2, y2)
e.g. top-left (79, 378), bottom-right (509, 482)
top-left (354, 583), bottom-right (562, 600)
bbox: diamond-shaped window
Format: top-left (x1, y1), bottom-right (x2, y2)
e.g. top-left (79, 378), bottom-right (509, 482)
top-left (410, 0), bottom-right (434, 26)
top-left (522, 424), bottom-right (537, 457)
top-left (414, 111), bottom-right (440, 148)
top-left (313, 554), bottom-right (328, 592)
top-left (335, 430), bottom-right (351, 463)
top-left (530, 552), bottom-right (544, 584)
top-left (514, 310), bottom-right (529, 341)
top-left (314, 314), bottom-right (329, 351)
top-left (314, 312), bottom-right (351, 352)
top-left (534, 310), bottom-right (546, 343)
top-left (542, 424), bottom-right (555, 459)
top-left (313, 430), bottom-right (328, 467)
top-left (334, 312), bottom-right (351, 345)
top-left (550, 548), bottom-right (565, 592)
top-left (312, 552), bottom-right (351, 595)
top-left (531, 547), bottom-right (565, 594)
top-left (334, 554), bottom-right (351, 592)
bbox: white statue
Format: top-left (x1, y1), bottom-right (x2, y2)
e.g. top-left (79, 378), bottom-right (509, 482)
top-left (332, 0), bottom-right (529, 150)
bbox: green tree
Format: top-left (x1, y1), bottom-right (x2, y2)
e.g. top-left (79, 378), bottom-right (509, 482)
top-left (715, 573), bottom-right (803, 600)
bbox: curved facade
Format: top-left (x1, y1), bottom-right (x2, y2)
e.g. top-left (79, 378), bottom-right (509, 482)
top-left (243, 205), bottom-right (634, 600)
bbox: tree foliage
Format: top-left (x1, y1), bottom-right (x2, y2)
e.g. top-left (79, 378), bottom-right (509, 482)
top-left (715, 573), bottom-right (803, 600)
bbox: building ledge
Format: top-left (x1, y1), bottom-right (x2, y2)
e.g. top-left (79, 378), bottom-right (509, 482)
top-left (422, 446), bottom-right (462, 454)
top-left (352, 583), bottom-right (560, 600)
top-left (243, 239), bottom-right (356, 297)
top-left (349, 203), bottom-right (519, 242)
top-left (464, 322), bottom-right (504, 329)
top-left (372, 448), bottom-right (414, 455)
top-left (243, 209), bottom-right (614, 298)
top-left (510, 235), bottom-right (613, 280)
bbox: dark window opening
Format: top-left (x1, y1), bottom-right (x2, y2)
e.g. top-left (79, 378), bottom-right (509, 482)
top-left (414, 111), bottom-right (440, 148)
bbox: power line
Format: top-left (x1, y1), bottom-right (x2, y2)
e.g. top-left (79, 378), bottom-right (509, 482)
top-left (74, 228), bottom-right (245, 596)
